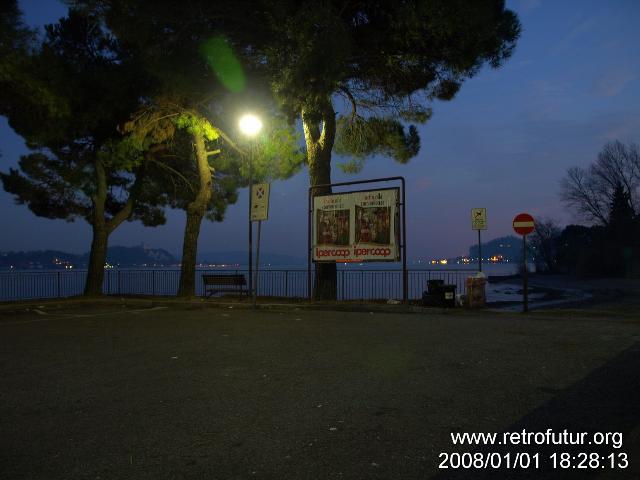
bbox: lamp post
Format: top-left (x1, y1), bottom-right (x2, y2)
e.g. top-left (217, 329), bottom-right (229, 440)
top-left (239, 114), bottom-right (262, 301)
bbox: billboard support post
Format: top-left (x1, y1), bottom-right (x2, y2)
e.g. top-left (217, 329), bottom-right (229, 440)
top-left (308, 176), bottom-right (407, 303)
top-left (401, 180), bottom-right (407, 303)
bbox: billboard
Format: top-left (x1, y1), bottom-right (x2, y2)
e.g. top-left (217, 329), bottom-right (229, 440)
top-left (313, 188), bottom-right (400, 262)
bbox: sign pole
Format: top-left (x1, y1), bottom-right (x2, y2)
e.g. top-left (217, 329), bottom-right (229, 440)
top-left (249, 181), bottom-right (269, 304)
top-left (254, 220), bottom-right (262, 306)
top-left (478, 230), bottom-right (482, 273)
top-left (247, 156), bottom-right (253, 300)
top-left (471, 208), bottom-right (487, 273)
top-left (512, 212), bottom-right (535, 314)
top-left (523, 234), bottom-right (528, 313)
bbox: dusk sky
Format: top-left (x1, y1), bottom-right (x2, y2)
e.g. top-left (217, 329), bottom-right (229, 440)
top-left (1, 0), bottom-right (639, 261)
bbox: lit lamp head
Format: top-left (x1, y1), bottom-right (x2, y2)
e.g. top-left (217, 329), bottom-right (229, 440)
top-left (239, 114), bottom-right (262, 137)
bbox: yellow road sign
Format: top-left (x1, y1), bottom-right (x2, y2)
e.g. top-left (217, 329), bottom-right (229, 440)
top-left (471, 208), bottom-right (487, 230)
top-left (251, 183), bottom-right (270, 221)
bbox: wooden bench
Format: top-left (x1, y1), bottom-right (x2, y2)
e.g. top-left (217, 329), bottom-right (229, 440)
top-left (202, 274), bottom-right (247, 298)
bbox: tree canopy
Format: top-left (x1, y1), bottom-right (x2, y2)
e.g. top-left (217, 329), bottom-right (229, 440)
top-left (1, 9), bottom-right (158, 223)
top-left (73, 0), bottom-right (520, 168)
top-left (0, 0), bottom-right (65, 144)
top-left (228, 0), bottom-right (520, 158)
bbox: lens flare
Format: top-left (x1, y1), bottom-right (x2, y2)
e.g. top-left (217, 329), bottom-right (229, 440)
top-left (200, 36), bottom-right (245, 92)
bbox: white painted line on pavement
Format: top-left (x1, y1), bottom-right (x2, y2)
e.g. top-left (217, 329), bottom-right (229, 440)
top-left (0, 306), bottom-right (169, 326)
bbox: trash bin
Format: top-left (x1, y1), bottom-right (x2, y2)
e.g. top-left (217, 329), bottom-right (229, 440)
top-left (442, 284), bottom-right (456, 308)
top-left (427, 279), bottom-right (444, 294)
top-left (422, 289), bottom-right (436, 306)
top-left (422, 281), bottom-right (456, 308)
top-left (423, 279), bottom-right (443, 306)
top-left (466, 274), bottom-right (487, 308)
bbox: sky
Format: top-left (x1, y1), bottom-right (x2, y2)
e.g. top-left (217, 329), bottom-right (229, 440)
top-left (1, 0), bottom-right (639, 261)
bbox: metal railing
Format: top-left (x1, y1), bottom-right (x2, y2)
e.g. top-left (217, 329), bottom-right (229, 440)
top-left (0, 268), bottom-right (476, 302)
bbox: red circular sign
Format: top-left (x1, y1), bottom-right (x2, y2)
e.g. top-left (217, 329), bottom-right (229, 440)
top-left (513, 213), bottom-right (535, 235)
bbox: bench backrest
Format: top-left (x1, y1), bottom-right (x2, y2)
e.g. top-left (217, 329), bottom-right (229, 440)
top-left (202, 274), bottom-right (246, 286)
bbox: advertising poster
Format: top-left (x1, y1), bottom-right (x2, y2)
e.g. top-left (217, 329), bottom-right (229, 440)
top-left (313, 188), bottom-right (400, 262)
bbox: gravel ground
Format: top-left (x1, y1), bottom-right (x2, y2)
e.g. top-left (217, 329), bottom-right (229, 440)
top-left (1, 303), bottom-right (638, 479)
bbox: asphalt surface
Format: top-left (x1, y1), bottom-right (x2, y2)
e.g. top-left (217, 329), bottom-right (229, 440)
top-left (1, 303), bottom-right (639, 479)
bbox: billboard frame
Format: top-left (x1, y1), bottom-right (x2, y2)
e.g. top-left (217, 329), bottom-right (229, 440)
top-left (308, 177), bottom-right (407, 303)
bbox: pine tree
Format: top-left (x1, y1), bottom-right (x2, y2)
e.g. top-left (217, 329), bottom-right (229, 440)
top-left (1, 9), bottom-right (163, 295)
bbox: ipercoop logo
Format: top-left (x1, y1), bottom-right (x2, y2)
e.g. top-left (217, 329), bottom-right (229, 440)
top-left (315, 247), bottom-right (393, 258)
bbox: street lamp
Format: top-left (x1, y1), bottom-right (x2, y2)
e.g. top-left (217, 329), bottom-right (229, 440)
top-left (239, 114), bottom-right (262, 137)
top-left (239, 114), bottom-right (262, 301)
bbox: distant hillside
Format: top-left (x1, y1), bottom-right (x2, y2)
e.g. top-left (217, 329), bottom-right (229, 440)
top-left (0, 250), bottom-right (81, 270)
top-left (197, 250), bottom-right (306, 266)
top-left (96, 245), bottom-right (177, 266)
top-left (0, 245), bottom-right (177, 270)
top-left (468, 235), bottom-right (533, 262)
top-left (0, 246), bottom-right (308, 270)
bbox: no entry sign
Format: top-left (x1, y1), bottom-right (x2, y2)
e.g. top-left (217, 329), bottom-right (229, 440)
top-left (513, 213), bottom-right (535, 236)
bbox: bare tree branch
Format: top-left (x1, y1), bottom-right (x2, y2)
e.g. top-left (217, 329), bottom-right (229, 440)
top-left (560, 141), bottom-right (639, 225)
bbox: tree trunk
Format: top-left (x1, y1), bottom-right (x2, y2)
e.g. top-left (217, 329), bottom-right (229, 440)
top-left (302, 97), bottom-right (338, 300)
top-left (83, 159), bottom-right (139, 297)
top-left (84, 159), bottom-right (109, 296)
top-left (84, 223), bottom-right (108, 296)
top-left (177, 132), bottom-right (212, 297)
top-left (177, 206), bottom-right (205, 297)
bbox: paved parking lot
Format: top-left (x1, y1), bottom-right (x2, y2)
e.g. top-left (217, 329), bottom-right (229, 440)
top-left (1, 303), bottom-right (638, 479)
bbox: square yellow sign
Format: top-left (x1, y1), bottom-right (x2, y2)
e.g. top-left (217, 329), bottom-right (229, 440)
top-left (251, 183), bottom-right (270, 221)
top-left (471, 208), bottom-right (487, 230)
